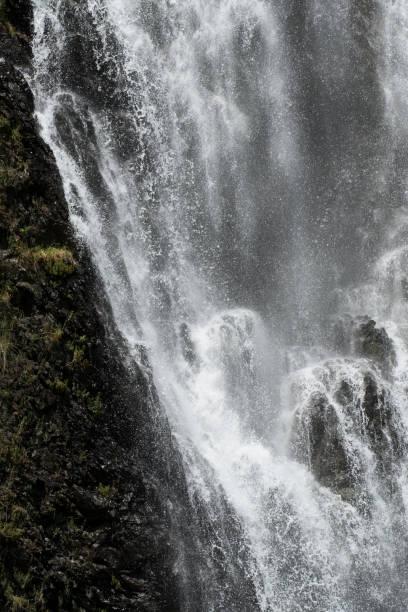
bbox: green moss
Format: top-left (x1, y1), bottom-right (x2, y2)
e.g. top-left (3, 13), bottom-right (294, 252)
top-left (98, 484), bottom-right (112, 499)
top-left (54, 379), bottom-right (68, 393)
top-left (71, 382), bottom-right (104, 416)
top-left (11, 126), bottom-right (21, 147)
top-left (111, 574), bottom-right (121, 591)
top-left (0, 116), bottom-right (22, 149)
top-left (0, 115), bottom-right (11, 132)
top-left (42, 322), bottom-right (64, 344)
top-left (78, 449), bottom-right (88, 463)
top-left (0, 313), bottom-right (12, 372)
top-left (10, 506), bottom-right (28, 524)
top-left (0, 167), bottom-right (11, 188)
top-left (66, 517), bottom-right (79, 534)
top-left (0, 161), bottom-right (29, 189)
top-left (72, 346), bottom-right (87, 367)
top-left (32, 247), bottom-right (76, 277)
top-left (3, 20), bottom-right (16, 38)
top-left (10, 418), bottom-right (29, 466)
top-left (0, 2), bottom-right (17, 39)
top-left (13, 569), bottom-right (30, 591)
top-left (8, 243), bottom-right (77, 278)
top-left (0, 286), bottom-right (11, 306)
top-left (0, 523), bottom-right (23, 542)
top-left (31, 196), bottom-right (44, 209)
top-left (87, 394), bottom-right (103, 416)
top-left (8, 593), bottom-right (36, 612)
top-left (18, 226), bottom-right (33, 238)
top-left (0, 417), bottom-right (30, 474)
top-left (0, 113), bottom-right (26, 193)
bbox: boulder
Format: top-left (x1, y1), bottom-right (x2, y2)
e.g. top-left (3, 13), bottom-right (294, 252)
top-left (356, 319), bottom-right (396, 373)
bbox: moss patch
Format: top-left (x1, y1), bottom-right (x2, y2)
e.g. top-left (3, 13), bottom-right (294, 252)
top-left (31, 246), bottom-right (77, 277)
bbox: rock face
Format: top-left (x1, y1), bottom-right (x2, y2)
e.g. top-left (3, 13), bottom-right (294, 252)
top-left (0, 3), bottom-right (195, 610)
top-left (301, 393), bottom-right (352, 496)
top-left (356, 319), bottom-right (396, 374)
top-left (291, 319), bottom-right (400, 505)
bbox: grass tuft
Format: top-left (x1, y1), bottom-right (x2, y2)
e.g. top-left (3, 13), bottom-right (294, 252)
top-left (32, 247), bottom-right (76, 277)
top-left (0, 315), bottom-right (12, 373)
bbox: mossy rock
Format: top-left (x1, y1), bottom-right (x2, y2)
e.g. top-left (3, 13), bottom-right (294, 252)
top-left (32, 247), bottom-right (77, 277)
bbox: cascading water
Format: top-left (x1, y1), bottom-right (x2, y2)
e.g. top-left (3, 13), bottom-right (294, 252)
top-left (30, 0), bottom-right (408, 609)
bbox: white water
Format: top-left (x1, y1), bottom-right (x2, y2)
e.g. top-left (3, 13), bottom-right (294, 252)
top-left (31, 1), bottom-right (408, 609)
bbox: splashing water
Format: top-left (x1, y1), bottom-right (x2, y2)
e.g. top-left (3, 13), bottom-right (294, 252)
top-left (31, 0), bottom-right (408, 609)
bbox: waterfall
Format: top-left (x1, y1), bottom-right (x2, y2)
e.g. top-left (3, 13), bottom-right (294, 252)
top-left (31, 0), bottom-right (408, 609)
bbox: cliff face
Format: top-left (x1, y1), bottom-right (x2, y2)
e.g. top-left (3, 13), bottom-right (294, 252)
top-left (0, 3), bottom-right (187, 610)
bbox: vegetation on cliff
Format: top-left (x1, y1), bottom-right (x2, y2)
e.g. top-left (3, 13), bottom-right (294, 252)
top-left (0, 3), bottom-right (184, 611)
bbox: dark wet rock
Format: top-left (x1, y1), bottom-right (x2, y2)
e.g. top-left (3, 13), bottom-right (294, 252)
top-left (361, 373), bottom-right (401, 465)
top-left (10, 281), bottom-right (41, 314)
top-left (363, 373), bottom-right (386, 430)
top-left (3, 0), bottom-right (33, 39)
top-left (292, 367), bottom-right (401, 506)
top-left (180, 322), bottom-right (196, 366)
top-left (356, 319), bottom-right (396, 373)
top-left (336, 371), bottom-right (400, 463)
top-left (292, 392), bottom-right (352, 499)
top-left (401, 277), bottom-right (408, 301)
top-left (71, 485), bottom-right (115, 524)
top-left (334, 378), bottom-right (354, 406)
top-left (52, 0), bottom-right (129, 112)
top-left (306, 394), bottom-right (351, 493)
top-left (0, 0), bottom-right (33, 68)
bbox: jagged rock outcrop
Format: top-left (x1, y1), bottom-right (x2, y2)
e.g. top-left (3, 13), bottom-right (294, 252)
top-left (301, 392), bottom-right (352, 496)
top-left (291, 317), bottom-right (401, 504)
top-left (356, 318), bottom-right (396, 374)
